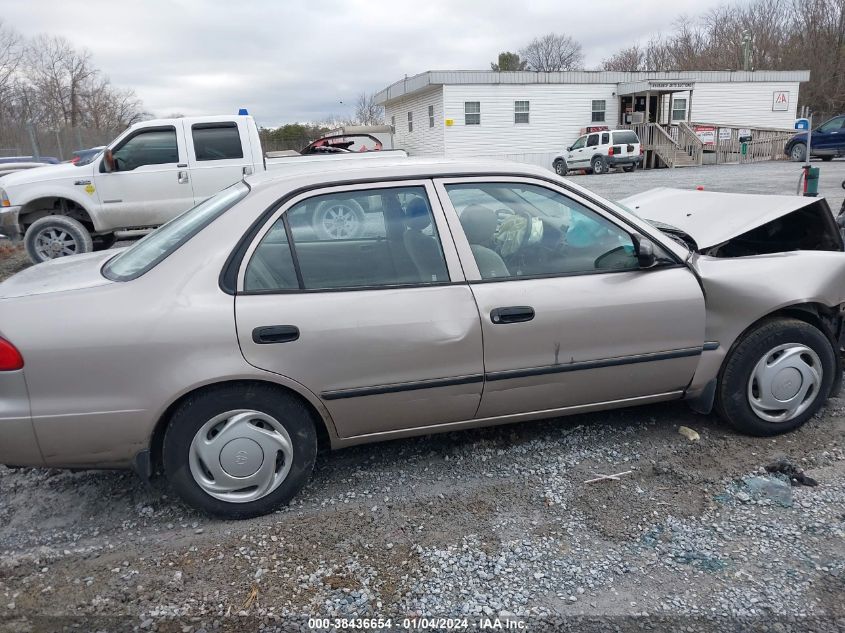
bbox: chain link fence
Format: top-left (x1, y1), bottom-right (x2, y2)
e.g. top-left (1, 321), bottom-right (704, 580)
top-left (0, 120), bottom-right (123, 161)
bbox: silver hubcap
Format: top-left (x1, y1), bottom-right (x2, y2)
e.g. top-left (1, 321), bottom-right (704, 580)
top-left (747, 344), bottom-right (822, 423)
top-left (320, 204), bottom-right (359, 239)
top-left (594, 161), bottom-right (604, 173)
top-left (189, 410), bottom-right (294, 503)
top-left (791, 145), bottom-right (804, 160)
top-left (34, 227), bottom-right (78, 259)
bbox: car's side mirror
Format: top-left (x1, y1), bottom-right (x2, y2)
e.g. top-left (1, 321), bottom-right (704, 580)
top-left (103, 149), bottom-right (116, 173)
top-left (566, 146), bottom-right (571, 151)
top-left (634, 235), bottom-right (656, 268)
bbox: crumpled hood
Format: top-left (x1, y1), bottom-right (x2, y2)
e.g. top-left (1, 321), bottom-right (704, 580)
top-left (0, 250), bottom-right (118, 299)
top-left (618, 187), bottom-right (824, 250)
top-left (0, 161), bottom-right (87, 188)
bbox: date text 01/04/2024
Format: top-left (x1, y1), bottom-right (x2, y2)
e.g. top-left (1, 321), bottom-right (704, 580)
top-left (307, 617), bottom-right (527, 630)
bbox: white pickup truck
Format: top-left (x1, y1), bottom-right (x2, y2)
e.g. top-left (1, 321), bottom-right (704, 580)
top-left (0, 114), bottom-right (402, 262)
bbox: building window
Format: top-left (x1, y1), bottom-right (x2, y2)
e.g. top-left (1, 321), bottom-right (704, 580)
top-left (591, 100), bottom-right (606, 123)
top-left (428, 105), bottom-right (435, 128)
top-left (671, 97), bottom-right (687, 121)
top-left (408, 111), bottom-right (413, 132)
top-left (465, 101), bottom-right (481, 125)
top-left (514, 100), bottom-right (529, 124)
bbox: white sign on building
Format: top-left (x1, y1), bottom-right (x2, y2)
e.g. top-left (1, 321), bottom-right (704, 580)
top-left (772, 91), bottom-right (790, 111)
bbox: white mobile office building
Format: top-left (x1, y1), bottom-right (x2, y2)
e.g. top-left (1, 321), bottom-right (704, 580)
top-left (375, 70), bottom-right (809, 167)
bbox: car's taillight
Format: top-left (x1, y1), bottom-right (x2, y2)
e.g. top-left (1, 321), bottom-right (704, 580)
top-left (0, 338), bottom-right (24, 371)
top-left (608, 146), bottom-right (614, 156)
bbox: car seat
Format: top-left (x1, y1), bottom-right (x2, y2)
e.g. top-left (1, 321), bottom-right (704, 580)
top-left (460, 204), bottom-right (510, 278)
top-left (403, 198), bottom-right (448, 282)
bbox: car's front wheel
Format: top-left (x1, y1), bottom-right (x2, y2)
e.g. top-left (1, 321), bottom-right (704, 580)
top-left (716, 318), bottom-right (835, 436)
top-left (24, 215), bottom-right (93, 263)
top-left (789, 142), bottom-right (807, 162)
top-left (163, 383), bottom-right (317, 519)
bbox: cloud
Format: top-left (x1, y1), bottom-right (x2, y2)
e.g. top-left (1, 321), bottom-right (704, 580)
top-left (2, 0), bottom-right (741, 126)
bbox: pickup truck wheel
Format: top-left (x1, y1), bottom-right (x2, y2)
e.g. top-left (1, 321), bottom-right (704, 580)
top-left (623, 164), bottom-right (637, 173)
top-left (312, 199), bottom-right (366, 240)
top-left (789, 143), bottom-right (806, 162)
top-left (591, 156), bottom-right (608, 175)
top-left (163, 383), bottom-right (317, 519)
top-left (24, 215), bottom-right (93, 263)
top-left (716, 318), bottom-right (835, 436)
top-left (553, 159), bottom-right (568, 176)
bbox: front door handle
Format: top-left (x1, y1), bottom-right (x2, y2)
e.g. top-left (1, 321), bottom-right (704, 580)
top-left (252, 325), bottom-right (300, 344)
top-left (178, 170), bottom-right (189, 184)
top-left (490, 306), bottom-right (535, 324)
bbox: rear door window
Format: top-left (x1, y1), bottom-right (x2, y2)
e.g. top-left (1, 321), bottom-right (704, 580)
top-left (613, 130), bottom-right (640, 145)
top-left (244, 186), bottom-right (450, 292)
top-left (586, 134), bottom-right (600, 147)
top-left (192, 122), bottom-right (244, 161)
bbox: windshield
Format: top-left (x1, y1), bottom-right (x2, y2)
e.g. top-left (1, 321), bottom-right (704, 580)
top-left (103, 182), bottom-right (249, 281)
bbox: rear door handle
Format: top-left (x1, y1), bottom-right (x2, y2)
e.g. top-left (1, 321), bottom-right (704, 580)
top-left (490, 306), bottom-right (535, 324)
top-left (252, 325), bottom-right (300, 344)
top-left (177, 170), bottom-right (189, 184)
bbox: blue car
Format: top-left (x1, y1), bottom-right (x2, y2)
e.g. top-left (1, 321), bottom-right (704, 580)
top-left (785, 114), bottom-right (845, 162)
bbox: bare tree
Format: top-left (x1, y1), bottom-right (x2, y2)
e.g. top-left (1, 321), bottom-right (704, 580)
top-left (491, 51), bottom-right (527, 71)
top-left (602, 45), bottom-right (647, 71)
top-left (25, 35), bottom-right (95, 128)
top-left (353, 92), bottom-right (384, 126)
top-left (0, 20), bottom-right (24, 116)
top-left (519, 33), bottom-right (584, 71)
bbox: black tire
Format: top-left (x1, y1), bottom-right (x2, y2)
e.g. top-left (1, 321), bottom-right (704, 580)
top-left (24, 215), bottom-right (93, 263)
top-left (163, 383), bottom-right (318, 519)
top-left (311, 198), bottom-right (366, 240)
top-left (820, 155), bottom-right (834, 162)
top-left (591, 156), bottom-right (608, 175)
top-left (789, 142), bottom-right (807, 162)
top-left (623, 163), bottom-right (637, 173)
top-left (553, 159), bottom-right (568, 176)
top-left (716, 318), bottom-right (836, 436)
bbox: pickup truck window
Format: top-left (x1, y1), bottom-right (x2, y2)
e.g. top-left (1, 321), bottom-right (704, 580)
top-left (192, 122), bottom-right (244, 161)
top-left (111, 127), bottom-right (178, 171)
top-left (103, 182), bottom-right (249, 281)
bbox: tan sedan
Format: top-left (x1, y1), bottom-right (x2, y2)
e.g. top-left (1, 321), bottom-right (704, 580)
top-left (1, 159), bottom-right (843, 518)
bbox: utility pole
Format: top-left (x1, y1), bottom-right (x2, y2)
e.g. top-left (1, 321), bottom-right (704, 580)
top-left (741, 32), bottom-right (752, 71)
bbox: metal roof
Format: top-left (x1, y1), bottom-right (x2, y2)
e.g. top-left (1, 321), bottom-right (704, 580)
top-left (375, 70), bottom-right (811, 104)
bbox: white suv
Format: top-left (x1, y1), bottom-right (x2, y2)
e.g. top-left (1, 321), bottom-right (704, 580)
top-left (554, 129), bottom-right (643, 175)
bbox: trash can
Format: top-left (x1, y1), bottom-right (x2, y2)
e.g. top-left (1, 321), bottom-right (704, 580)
top-left (803, 166), bottom-right (820, 197)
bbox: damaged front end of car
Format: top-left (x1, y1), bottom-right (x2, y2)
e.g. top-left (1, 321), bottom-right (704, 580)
top-left (620, 187), bottom-right (845, 414)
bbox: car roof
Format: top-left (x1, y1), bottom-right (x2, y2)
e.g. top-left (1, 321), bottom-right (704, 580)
top-left (244, 157), bottom-right (556, 193)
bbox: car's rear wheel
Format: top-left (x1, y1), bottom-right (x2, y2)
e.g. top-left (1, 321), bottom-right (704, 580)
top-left (311, 199), bottom-right (366, 240)
top-left (820, 155), bottom-right (834, 162)
top-left (790, 142), bottom-right (807, 162)
top-left (553, 159), bottom-right (568, 176)
top-left (623, 163), bottom-right (637, 173)
top-left (716, 318), bottom-right (835, 436)
top-left (591, 156), bottom-right (608, 175)
top-left (24, 215), bottom-right (93, 263)
top-left (163, 384), bottom-right (317, 519)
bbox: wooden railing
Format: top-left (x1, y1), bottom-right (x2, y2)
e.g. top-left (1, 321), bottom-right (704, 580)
top-left (677, 122), bottom-right (704, 166)
top-left (689, 122), bottom-right (794, 164)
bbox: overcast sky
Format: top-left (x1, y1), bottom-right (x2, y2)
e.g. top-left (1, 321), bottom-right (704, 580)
top-left (2, 0), bottom-right (744, 127)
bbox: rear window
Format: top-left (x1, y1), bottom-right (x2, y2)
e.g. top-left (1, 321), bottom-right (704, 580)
top-left (192, 122), bottom-right (244, 161)
top-left (102, 182), bottom-right (249, 281)
top-left (612, 130), bottom-right (640, 145)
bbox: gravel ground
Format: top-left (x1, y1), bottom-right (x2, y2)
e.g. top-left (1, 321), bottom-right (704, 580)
top-left (1, 160), bottom-right (845, 632)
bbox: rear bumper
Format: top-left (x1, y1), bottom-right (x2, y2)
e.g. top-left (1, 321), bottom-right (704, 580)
top-left (0, 206), bottom-right (22, 241)
top-left (607, 156), bottom-right (643, 166)
top-left (0, 370), bottom-right (43, 467)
